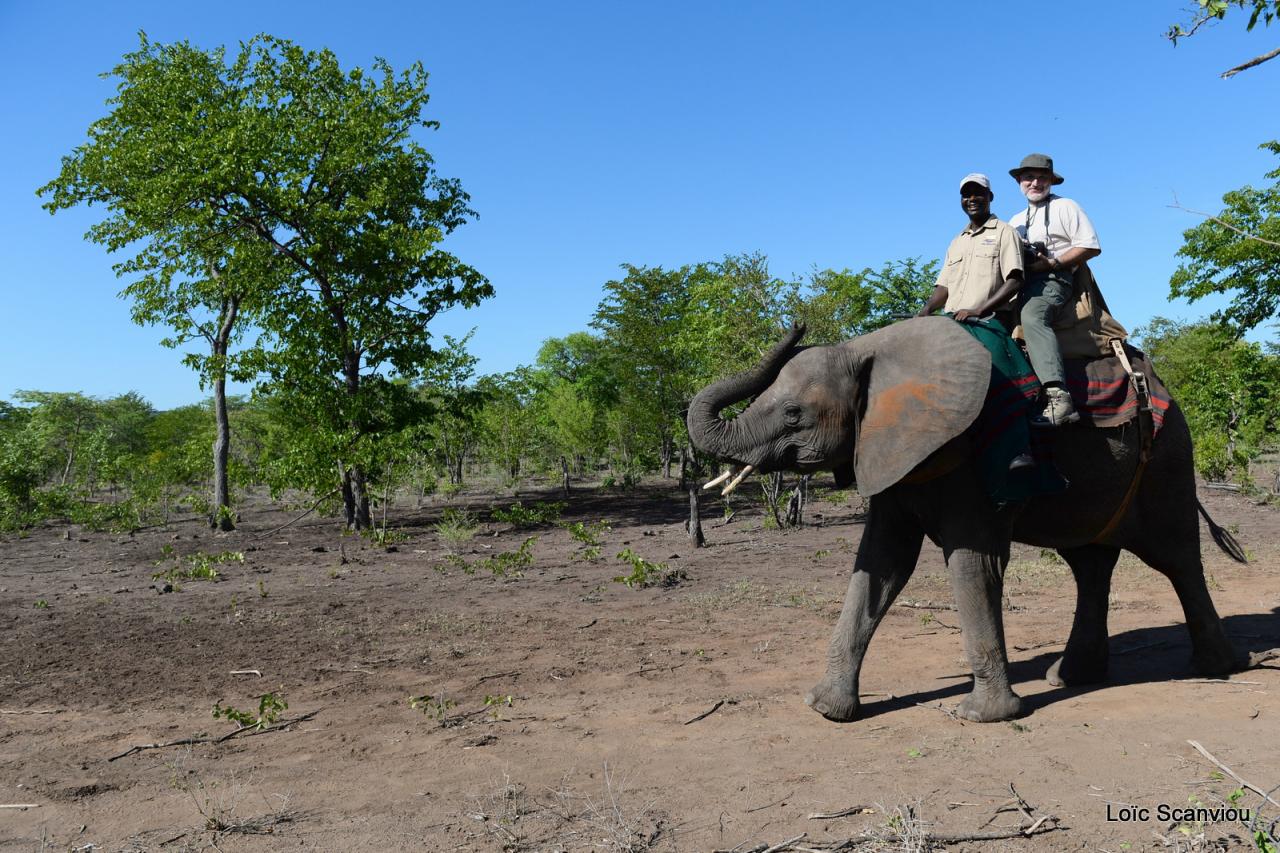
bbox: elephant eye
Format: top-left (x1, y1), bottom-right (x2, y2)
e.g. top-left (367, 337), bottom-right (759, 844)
top-left (783, 404), bottom-right (803, 426)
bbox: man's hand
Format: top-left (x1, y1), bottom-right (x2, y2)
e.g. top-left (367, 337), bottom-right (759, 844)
top-left (952, 308), bottom-right (976, 322)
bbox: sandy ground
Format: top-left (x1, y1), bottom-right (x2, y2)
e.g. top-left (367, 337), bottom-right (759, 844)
top-left (1, 479), bottom-right (1278, 852)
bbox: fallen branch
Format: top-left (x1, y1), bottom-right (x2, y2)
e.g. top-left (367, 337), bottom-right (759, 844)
top-left (809, 805), bottom-right (874, 820)
top-left (894, 599), bottom-right (957, 612)
top-left (108, 709), bottom-right (320, 761)
top-left (684, 699), bottom-right (725, 725)
top-left (762, 834), bottom-right (806, 853)
top-left (253, 488), bottom-right (341, 539)
top-left (1186, 740), bottom-right (1280, 810)
top-left (747, 790), bottom-right (794, 813)
top-left (474, 670), bottom-right (520, 684)
top-left (1012, 640), bottom-right (1061, 652)
top-left (916, 701), bottom-right (962, 722)
top-left (1180, 678), bottom-right (1262, 685)
top-left (229, 669), bottom-right (262, 677)
top-left (928, 821), bottom-right (1060, 842)
top-left (0, 804), bottom-right (40, 809)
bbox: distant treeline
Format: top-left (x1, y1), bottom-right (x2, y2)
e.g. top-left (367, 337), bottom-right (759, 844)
top-left (3, 253), bottom-right (1277, 533)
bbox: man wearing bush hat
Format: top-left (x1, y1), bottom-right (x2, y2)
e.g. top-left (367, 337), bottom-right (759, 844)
top-left (1007, 153), bottom-right (1101, 427)
top-left (916, 172), bottom-right (1024, 327)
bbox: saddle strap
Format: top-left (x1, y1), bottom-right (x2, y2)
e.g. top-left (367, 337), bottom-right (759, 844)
top-left (1093, 340), bottom-right (1155, 543)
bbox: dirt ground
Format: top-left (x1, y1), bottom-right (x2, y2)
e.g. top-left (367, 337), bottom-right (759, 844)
top-left (2, 477), bottom-right (1278, 852)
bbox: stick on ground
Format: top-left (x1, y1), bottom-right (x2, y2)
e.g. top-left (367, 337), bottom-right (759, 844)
top-left (684, 699), bottom-right (725, 725)
top-left (1186, 739), bottom-right (1280, 809)
top-left (108, 709), bottom-right (320, 761)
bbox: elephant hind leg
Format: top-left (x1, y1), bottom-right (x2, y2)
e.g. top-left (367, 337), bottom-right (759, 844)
top-left (1127, 541), bottom-right (1239, 677)
top-left (1048, 544), bottom-right (1119, 686)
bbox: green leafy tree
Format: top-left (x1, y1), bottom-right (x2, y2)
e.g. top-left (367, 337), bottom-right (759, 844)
top-left (788, 258), bottom-right (938, 346)
top-left (592, 263), bottom-right (715, 478)
top-left (416, 333), bottom-right (488, 487)
top-left (476, 369), bottom-right (542, 484)
top-left (1170, 141), bottom-right (1280, 333)
top-left (41, 33), bottom-right (490, 529)
top-left (681, 253), bottom-right (792, 377)
top-left (1139, 317), bottom-right (1280, 480)
top-left (1167, 1), bottom-right (1280, 77)
top-left (531, 334), bottom-right (615, 478)
top-left (39, 36), bottom-right (287, 529)
top-left (0, 402), bottom-right (58, 528)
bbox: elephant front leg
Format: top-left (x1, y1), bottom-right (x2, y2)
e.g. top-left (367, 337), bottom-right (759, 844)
top-left (946, 546), bottom-right (1024, 722)
top-left (806, 497), bottom-right (923, 722)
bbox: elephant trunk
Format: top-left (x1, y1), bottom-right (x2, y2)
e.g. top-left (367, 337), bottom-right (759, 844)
top-left (686, 325), bottom-right (806, 464)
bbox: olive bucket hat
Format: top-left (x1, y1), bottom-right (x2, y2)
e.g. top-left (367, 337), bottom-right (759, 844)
top-left (1009, 153), bottom-right (1064, 184)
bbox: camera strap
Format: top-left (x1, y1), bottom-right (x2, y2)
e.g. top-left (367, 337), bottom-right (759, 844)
top-left (1023, 197), bottom-right (1051, 248)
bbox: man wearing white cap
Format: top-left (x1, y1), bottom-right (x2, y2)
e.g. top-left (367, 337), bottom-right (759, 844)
top-left (917, 173), bottom-right (1024, 327)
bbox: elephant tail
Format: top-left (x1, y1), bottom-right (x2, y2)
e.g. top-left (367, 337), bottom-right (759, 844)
top-left (1197, 499), bottom-right (1247, 563)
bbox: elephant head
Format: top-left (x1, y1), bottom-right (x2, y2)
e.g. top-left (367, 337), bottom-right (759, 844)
top-left (687, 317), bottom-right (993, 496)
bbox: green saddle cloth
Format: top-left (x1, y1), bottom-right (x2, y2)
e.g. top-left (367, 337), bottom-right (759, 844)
top-left (948, 316), bottom-right (1068, 504)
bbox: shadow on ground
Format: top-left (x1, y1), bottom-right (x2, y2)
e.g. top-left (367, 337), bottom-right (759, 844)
top-left (857, 608), bottom-right (1280, 720)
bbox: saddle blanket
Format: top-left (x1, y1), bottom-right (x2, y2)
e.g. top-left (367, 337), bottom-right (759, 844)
top-left (952, 319), bottom-right (1169, 504)
top-left (1063, 348), bottom-right (1170, 434)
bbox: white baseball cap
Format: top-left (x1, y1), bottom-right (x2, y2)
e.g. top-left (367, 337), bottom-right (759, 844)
top-left (959, 172), bottom-right (991, 191)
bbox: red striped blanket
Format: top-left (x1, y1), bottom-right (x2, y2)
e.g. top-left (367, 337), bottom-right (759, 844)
top-left (1062, 346), bottom-right (1170, 434)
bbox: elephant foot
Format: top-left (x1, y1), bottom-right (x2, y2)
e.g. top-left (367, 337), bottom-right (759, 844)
top-left (956, 688), bottom-right (1024, 722)
top-left (1046, 649), bottom-right (1109, 687)
top-left (1190, 647), bottom-right (1238, 678)
top-left (805, 678), bottom-right (859, 722)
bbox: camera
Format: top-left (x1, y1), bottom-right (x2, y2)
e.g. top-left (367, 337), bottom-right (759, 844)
top-left (1021, 240), bottom-right (1049, 266)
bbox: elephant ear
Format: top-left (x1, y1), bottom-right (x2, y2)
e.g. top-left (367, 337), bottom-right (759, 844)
top-left (845, 317), bottom-right (991, 497)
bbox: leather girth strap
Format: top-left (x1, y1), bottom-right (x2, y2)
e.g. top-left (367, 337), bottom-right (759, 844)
top-left (1093, 340), bottom-right (1154, 542)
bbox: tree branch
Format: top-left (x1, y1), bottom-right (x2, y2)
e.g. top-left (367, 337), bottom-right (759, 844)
top-left (1222, 44), bottom-right (1280, 77)
top-left (1168, 194), bottom-right (1280, 249)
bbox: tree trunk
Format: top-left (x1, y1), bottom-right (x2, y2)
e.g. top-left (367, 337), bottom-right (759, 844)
top-left (678, 446), bottom-right (688, 492)
top-left (350, 465), bottom-right (372, 529)
top-left (687, 483), bottom-right (705, 548)
top-left (785, 474), bottom-right (811, 528)
top-left (339, 462), bottom-right (356, 528)
top-left (210, 374), bottom-right (233, 531)
top-left (340, 336), bottom-right (371, 529)
top-left (560, 455), bottom-right (571, 497)
top-left (661, 437), bottom-right (673, 479)
top-left (208, 282), bottom-right (239, 531)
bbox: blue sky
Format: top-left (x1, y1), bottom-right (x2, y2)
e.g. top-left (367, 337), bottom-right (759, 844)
top-left (2, 2), bottom-right (1276, 409)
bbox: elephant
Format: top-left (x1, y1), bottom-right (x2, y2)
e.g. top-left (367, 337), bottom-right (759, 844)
top-left (686, 317), bottom-right (1243, 723)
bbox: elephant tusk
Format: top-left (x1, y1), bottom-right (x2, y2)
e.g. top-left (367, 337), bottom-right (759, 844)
top-left (720, 465), bottom-right (754, 497)
top-left (702, 469), bottom-right (734, 490)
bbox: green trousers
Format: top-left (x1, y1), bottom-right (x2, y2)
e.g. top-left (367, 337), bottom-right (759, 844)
top-left (1019, 273), bottom-right (1072, 386)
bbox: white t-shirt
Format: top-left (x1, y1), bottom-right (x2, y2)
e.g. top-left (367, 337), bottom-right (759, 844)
top-left (1006, 194), bottom-right (1100, 260)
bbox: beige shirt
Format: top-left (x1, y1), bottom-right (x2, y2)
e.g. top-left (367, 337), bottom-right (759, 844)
top-left (935, 215), bottom-right (1023, 313)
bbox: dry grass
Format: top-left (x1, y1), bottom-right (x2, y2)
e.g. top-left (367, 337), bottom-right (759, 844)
top-left (466, 765), bottom-right (669, 852)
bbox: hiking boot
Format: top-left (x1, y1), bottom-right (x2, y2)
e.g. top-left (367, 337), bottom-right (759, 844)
top-left (1031, 387), bottom-right (1080, 428)
top-left (1008, 452), bottom-right (1035, 471)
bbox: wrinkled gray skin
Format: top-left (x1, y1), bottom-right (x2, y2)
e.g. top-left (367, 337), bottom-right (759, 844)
top-left (687, 318), bottom-right (1240, 722)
